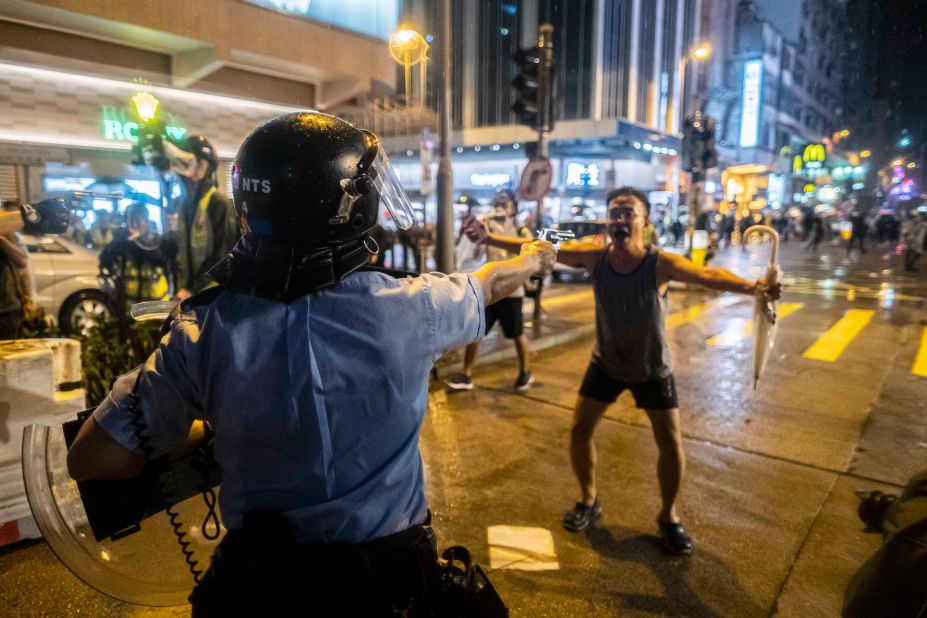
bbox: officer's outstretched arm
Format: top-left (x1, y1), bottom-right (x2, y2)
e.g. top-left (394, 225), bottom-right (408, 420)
top-left (472, 240), bottom-right (556, 305)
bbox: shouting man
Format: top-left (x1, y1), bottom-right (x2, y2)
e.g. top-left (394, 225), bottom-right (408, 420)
top-left (468, 186), bottom-right (780, 554)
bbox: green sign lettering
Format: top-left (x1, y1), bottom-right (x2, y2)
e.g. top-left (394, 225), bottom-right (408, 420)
top-left (100, 105), bottom-right (187, 144)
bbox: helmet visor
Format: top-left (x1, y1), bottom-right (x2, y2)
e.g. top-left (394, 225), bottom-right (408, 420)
top-left (370, 148), bottom-right (415, 230)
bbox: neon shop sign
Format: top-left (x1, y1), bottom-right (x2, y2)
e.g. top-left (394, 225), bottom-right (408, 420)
top-left (100, 105), bottom-right (188, 144)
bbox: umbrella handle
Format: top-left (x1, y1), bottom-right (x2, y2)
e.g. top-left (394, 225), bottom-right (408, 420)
top-left (743, 225), bottom-right (780, 265)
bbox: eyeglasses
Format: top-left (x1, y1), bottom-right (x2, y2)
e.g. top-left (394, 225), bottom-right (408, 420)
top-left (607, 208), bottom-right (641, 222)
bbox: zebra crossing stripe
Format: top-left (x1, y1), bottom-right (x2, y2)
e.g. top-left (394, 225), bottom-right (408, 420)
top-left (913, 327), bottom-right (927, 377)
top-left (802, 309), bottom-right (874, 362)
top-left (706, 302), bottom-right (805, 346)
top-left (665, 296), bottom-right (743, 330)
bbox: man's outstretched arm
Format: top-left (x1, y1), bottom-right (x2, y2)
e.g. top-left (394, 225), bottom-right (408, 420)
top-left (465, 218), bottom-right (600, 272)
top-left (658, 251), bottom-right (781, 298)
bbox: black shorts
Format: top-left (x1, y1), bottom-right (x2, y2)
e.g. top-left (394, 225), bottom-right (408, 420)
top-left (484, 297), bottom-right (524, 338)
top-left (579, 362), bottom-right (678, 409)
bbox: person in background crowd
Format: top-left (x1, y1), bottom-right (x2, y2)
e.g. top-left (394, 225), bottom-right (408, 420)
top-left (173, 135), bottom-right (239, 300)
top-left (99, 203), bottom-right (172, 309)
top-left (902, 207), bottom-right (927, 271)
top-left (89, 210), bottom-right (115, 250)
top-left (0, 203), bottom-right (38, 338)
top-left (847, 210), bottom-right (869, 256)
top-left (446, 189), bottom-right (536, 392)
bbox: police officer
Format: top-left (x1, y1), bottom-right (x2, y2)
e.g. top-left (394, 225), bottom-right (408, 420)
top-left (66, 112), bottom-right (555, 615)
top-left (173, 135), bottom-right (239, 300)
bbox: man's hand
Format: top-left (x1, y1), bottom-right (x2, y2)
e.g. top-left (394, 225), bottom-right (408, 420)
top-left (174, 288), bottom-right (193, 302)
top-left (521, 240), bottom-right (557, 277)
top-left (755, 279), bottom-right (782, 301)
top-left (463, 215), bottom-right (488, 244)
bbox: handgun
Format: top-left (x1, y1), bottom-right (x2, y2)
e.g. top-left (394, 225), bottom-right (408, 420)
top-left (536, 227), bottom-right (576, 249)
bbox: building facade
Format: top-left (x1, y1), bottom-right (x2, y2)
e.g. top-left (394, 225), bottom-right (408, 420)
top-left (698, 0), bottom-right (862, 215)
top-left (0, 0), bottom-right (398, 217)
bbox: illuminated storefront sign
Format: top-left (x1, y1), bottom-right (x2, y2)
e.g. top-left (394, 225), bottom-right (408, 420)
top-left (566, 163), bottom-right (600, 187)
top-left (100, 106), bottom-right (187, 144)
top-left (470, 172), bottom-right (511, 186)
top-left (242, 0), bottom-right (399, 40)
top-left (739, 60), bottom-right (763, 148)
top-left (803, 144), bottom-right (825, 164)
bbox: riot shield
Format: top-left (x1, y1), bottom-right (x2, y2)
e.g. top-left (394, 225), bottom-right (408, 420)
top-left (22, 421), bottom-right (224, 607)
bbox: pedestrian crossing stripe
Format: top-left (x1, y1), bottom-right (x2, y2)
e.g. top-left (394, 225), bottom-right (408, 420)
top-left (706, 302), bottom-right (805, 346)
top-left (802, 309), bottom-right (874, 362)
top-left (666, 295), bottom-right (743, 330)
top-left (913, 327), bottom-right (927, 377)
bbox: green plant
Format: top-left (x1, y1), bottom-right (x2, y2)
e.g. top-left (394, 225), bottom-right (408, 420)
top-left (77, 313), bottom-right (160, 407)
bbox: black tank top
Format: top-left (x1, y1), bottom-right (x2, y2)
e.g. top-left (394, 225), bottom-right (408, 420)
top-left (591, 246), bottom-right (671, 383)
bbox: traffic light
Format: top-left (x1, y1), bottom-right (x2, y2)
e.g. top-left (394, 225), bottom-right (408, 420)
top-left (512, 47), bottom-right (541, 128)
top-left (682, 111), bottom-right (718, 173)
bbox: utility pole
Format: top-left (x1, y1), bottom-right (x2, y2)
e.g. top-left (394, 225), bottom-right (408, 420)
top-left (434, 0), bottom-right (454, 273)
top-left (535, 23), bottom-right (554, 231)
top-left (533, 24), bottom-right (554, 320)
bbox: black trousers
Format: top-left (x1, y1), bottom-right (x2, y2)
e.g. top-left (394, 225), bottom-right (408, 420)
top-left (190, 511), bottom-right (439, 617)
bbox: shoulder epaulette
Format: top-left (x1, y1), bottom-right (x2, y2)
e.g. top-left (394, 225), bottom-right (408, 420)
top-left (160, 286), bottom-right (225, 336)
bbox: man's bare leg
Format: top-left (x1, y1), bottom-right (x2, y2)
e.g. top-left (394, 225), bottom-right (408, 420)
top-left (570, 395), bottom-right (611, 506)
top-left (462, 341), bottom-right (480, 377)
top-left (513, 334), bottom-right (530, 374)
top-left (644, 407), bottom-right (685, 523)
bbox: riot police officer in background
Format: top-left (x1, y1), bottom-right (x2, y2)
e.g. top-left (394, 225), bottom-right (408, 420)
top-left (173, 135), bottom-right (238, 300)
top-left (66, 112), bottom-right (555, 615)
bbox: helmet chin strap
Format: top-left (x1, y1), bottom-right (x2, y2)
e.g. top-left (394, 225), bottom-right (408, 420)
top-left (208, 234), bottom-right (374, 302)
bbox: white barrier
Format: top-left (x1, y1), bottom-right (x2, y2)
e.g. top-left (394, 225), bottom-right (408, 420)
top-left (0, 339), bottom-right (85, 545)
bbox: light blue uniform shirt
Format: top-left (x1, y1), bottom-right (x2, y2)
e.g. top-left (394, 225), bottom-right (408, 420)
top-left (94, 270), bottom-right (485, 544)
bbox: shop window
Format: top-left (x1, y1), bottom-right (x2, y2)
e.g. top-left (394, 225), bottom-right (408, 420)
top-left (0, 165), bottom-right (19, 202)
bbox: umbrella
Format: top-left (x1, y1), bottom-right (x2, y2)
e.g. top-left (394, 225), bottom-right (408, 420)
top-left (742, 225), bottom-right (781, 388)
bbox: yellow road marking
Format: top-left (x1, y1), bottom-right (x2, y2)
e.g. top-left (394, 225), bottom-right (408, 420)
top-left (706, 302), bottom-right (805, 346)
top-left (665, 296), bottom-right (743, 330)
top-left (913, 327), bottom-right (927, 377)
top-left (802, 309), bottom-right (874, 362)
top-left (540, 289), bottom-right (594, 309)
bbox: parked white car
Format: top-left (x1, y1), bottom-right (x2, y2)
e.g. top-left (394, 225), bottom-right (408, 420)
top-left (21, 234), bottom-right (112, 335)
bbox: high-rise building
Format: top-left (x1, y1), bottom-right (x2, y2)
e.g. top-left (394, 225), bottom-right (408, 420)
top-left (383, 0), bottom-right (702, 220)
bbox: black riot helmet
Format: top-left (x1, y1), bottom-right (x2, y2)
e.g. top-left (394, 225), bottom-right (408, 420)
top-left (231, 112), bottom-right (414, 247)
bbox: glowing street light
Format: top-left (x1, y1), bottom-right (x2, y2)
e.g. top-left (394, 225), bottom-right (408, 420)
top-left (860, 150), bottom-right (871, 158)
top-left (907, 162), bottom-right (917, 169)
top-left (691, 43), bottom-right (712, 60)
top-left (131, 91), bottom-right (160, 123)
top-left (389, 28), bottom-right (429, 108)
top-left (892, 159), bottom-right (904, 167)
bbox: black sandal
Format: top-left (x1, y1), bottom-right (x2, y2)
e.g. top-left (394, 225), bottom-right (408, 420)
top-left (657, 518), bottom-right (693, 554)
top-left (562, 499), bottom-right (602, 532)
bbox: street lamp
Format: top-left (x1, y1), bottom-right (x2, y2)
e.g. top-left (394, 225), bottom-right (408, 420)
top-left (677, 43), bottom-right (712, 131)
top-left (860, 150), bottom-right (871, 158)
top-left (692, 44), bottom-right (713, 61)
top-left (389, 28), bottom-right (429, 108)
top-left (678, 43), bottom-right (713, 253)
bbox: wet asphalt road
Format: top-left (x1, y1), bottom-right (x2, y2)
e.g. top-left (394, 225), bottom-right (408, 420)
top-left (1, 237), bottom-right (925, 616)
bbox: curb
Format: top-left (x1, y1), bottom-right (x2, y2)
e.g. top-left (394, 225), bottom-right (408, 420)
top-left (433, 323), bottom-right (596, 382)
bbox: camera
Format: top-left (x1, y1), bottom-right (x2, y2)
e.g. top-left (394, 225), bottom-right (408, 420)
top-left (132, 118), bottom-right (171, 173)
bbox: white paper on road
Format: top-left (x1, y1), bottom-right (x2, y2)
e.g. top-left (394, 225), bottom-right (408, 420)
top-left (488, 525), bottom-right (560, 571)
